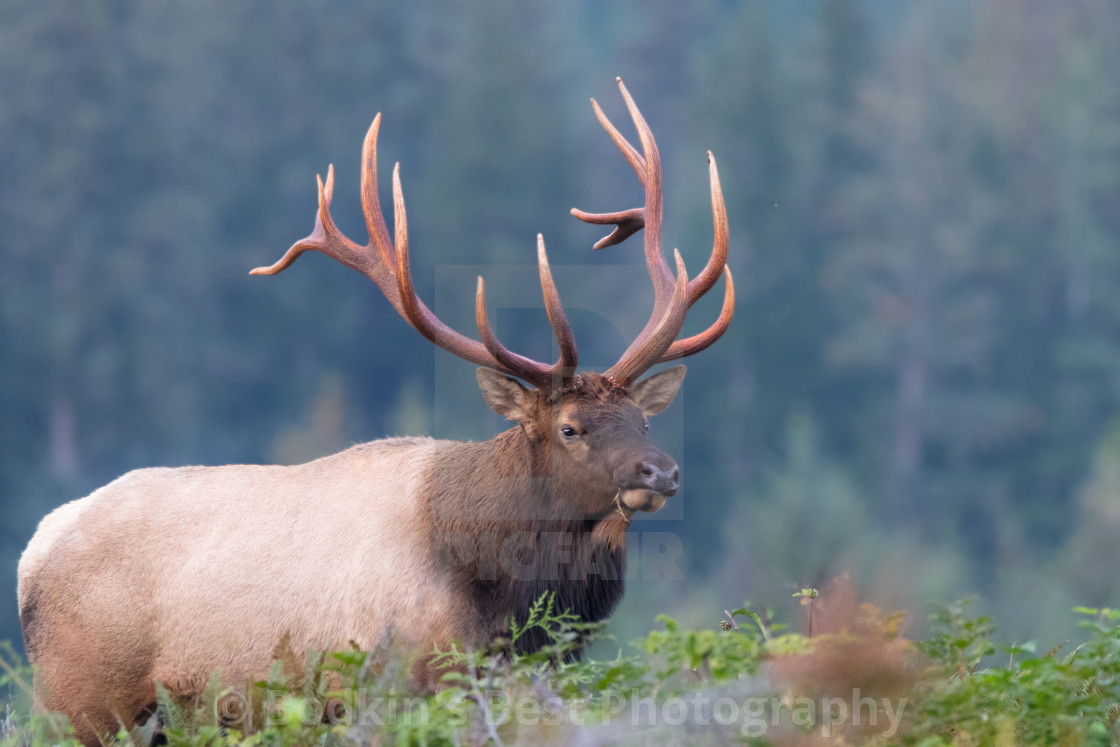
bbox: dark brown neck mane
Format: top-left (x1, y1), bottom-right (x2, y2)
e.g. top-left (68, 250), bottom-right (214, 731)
top-left (421, 426), bottom-right (628, 653)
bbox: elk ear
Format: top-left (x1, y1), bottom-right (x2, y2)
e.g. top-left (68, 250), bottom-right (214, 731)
top-left (476, 368), bottom-right (536, 423)
top-left (631, 365), bottom-right (687, 416)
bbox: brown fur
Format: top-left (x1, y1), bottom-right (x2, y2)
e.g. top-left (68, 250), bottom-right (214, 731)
top-left (17, 370), bottom-right (684, 744)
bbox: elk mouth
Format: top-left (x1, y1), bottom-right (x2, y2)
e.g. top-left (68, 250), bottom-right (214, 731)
top-left (618, 488), bottom-right (669, 513)
top-left (611, 456), bottom-right (679, 514)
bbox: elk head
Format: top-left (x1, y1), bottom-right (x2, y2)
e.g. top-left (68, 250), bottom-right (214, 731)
top-left (252, 79), bottom-right (733, 524)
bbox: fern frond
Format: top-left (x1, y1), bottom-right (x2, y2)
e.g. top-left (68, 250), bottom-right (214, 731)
top-left (155, 683), bottom-right (183, 734)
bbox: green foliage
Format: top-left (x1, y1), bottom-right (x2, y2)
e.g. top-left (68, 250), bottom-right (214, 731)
top-left (5, 593), bottom-right (1117, 744)
top-left (917, 597), bottom-right (997, 679)
top-left (0, 641), bottom-right (80, 746)
top-left (644, 613), bottom-right (764, 686)
top-left (909, 603), bottom-right (1120, 745)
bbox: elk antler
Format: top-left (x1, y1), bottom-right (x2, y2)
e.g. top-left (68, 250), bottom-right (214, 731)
top-left (254, 81), bottom-right (730, 392)
top-left (251, 115), bottom-right (577, 390)
top-left (572, 78), bottom-right (734, 386)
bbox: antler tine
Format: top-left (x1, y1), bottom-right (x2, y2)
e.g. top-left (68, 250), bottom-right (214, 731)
top-left (537, 235), bottom-right (578, 373)
top-left (687, 152), bottom-right (729, 305)
top-left (250, 165), bottom-right (383, 281)
top-left (660, 267), bottom-right (734, 361)
top-left (571, 79), bottom-right (675, 307)
top-left (567, 92), bottom-right (647, 251)
top-left (653, 150), bottom-right (735, 362)
top-left (588, 96), bottom-right (644, 180)
top-left (360, 114), bottom-right (397, 270)
top-left (254, 115), bottom-right (563, 383)
top-left (605, 249), bottom-right (690, 385)
top-left (573, 81), bottom-right (735, 384)
top-left (471, 236), bottom-right (579, 388)
top-left (568, 206), bottom-right (645, 252)
top-left (251, 117), bottom-right (401, 313)
top-left (474, 277), bottom-right (553, 387)
top-left (387, 165), bottom-right (515, 372)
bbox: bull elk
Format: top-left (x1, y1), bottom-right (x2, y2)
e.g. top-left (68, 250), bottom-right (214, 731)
top-left (18, 79), bottom-right (733, 744)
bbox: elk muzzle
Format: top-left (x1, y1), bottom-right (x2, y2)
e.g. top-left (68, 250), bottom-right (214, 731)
top-left (616, 449), bottom-right (680, 513)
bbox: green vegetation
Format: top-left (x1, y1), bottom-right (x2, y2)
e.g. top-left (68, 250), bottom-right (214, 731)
top-left (4, 591), bottom-right (1118, 745)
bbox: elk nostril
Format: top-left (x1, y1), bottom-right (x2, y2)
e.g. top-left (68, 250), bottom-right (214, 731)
top-left (639, 464), bottom-right (655, 478)
top-left (671, 468), bottom-right (679, 484)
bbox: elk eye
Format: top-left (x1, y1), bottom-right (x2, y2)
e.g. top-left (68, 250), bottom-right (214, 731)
top-left (560, 425), bottom-right (578, 438)
top-left (644, 421), bottom-right (649, 432)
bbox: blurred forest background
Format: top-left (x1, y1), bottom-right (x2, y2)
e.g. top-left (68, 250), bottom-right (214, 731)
top-left (2, 0), bottom-right (1120, 652)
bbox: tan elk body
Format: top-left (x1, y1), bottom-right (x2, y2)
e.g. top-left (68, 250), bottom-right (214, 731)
top-left (18, 80), bottom-right (733, 745)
